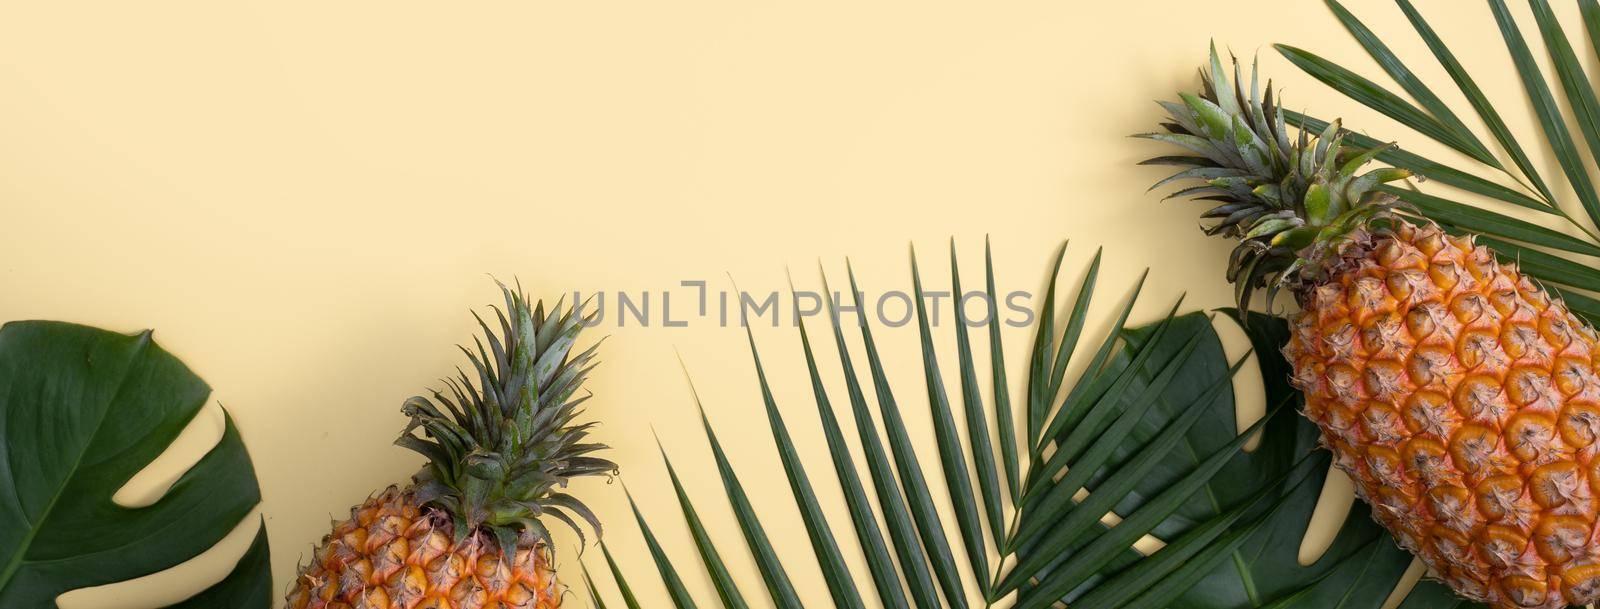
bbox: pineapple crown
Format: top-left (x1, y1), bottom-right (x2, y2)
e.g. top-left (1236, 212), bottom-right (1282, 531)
top-left (397, 281), bottom-right (613, 558)
top-left (1138, 42), bottom-right (1414, 308)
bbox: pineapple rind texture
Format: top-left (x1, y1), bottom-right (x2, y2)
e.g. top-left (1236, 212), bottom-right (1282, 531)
top-left (286, 486), bottom-right (563, 609)
top-left (1287, 222), bottom-right (1600, 609)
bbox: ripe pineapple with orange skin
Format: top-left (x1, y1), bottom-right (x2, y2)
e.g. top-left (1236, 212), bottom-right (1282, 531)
top-left (1288, 222), bottom-right (1600, 607)
top-left (288, 487), bottom-right (562, 609)
top-left (286, 284), bottom-right (612, 609)
top-left (1145, 46), bottom-right (1600, 608)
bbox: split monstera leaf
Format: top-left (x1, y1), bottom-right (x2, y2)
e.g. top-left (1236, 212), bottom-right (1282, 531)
top-left (0, 321), bottom-right (270, 609)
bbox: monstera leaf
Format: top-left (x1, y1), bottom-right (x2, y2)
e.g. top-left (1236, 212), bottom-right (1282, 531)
top-left (0, 320), bottom-right (270, 608)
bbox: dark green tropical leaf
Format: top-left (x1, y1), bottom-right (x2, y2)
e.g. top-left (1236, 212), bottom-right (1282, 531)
top-left (1485, 0), bottom-right (1600, 228)
top-left (655, 445), bottom-right (749, 609)
top-left (1323, 0), bottom-right (1491, 167)
top-left (815, 271), bottom-right (943, 609)
top-left (1014, 405), bottom-right (1277, 609)
top-left (689, 400), bottom-right (803, 609)
top-left (1275, 44), bottom-right (1492, 165)
top-left (584, 240), bottom-right (1493, 608)
top-left (581, 564), bottom-right (609, 609)
top-left (1284, 0), bottom-right (1600, 332)
top-left (1014, 312), bottom-right (1201, 547)
top-left (1030, 310), bottom-right (1480, 609)
top-left (598, 541), bottom-right (643, 609)
top-left (790, 281), bottom-right (914, 609)
top-left (1529, 0), bottom-right (1600, 201)
top-left (0, 321), bottom-right (267, 608)
top-left (911, 249), bottom-right (989, 595)
top-left (1390, 0), bottom-right (1555, 204)
top-left (949, 242), bottom-right (1007, 552)
top-left (984, 239), bottom-right (1023, 506)
top-left (849, 263), bottom-right (970, 609)
top-left (622, 489), bottom-right (698, 609)
top-left (1023, 243), bottom-right (1068, 457)
top-left (163, 521), bottom-right (272, 609)
top-left (740, 326), bottom-right (863, 609)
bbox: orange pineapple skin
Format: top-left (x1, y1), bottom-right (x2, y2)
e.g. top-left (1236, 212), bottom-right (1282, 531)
top-left (1286, 222), bottom-right (1600, 609)
top-left (286, 486), bottom-right (563, 609)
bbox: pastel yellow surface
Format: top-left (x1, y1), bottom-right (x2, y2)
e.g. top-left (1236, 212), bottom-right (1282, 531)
top-left (0, 1), bottom-right (1565, 607)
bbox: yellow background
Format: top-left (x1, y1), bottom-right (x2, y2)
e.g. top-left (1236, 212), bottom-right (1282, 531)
top-left (0, 1), bottom-right (1570, 607)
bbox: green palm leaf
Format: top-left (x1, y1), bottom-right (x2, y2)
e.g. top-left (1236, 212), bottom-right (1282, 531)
top-left (655, 443), bottom-right (749, 609)
top-left (813, 269), bottom-right (946, 609)
top-left (738, 326), bottom-right (863, 609)
top-left (911, 249), bottom-right (990, 597)
top-left (1281, 0), bottom-right (1600, 328)
top-left (583, 243), bottom-right (1468, 608)
top-left (949, 243), bottom-right (1008, 553)
top-left (622, 488), bottom-right (698, 609)
top-left (596, 541), bottom-right (642, 609)
top-left (1486, 0), bottom-right (1600, 225)
top-left (852, 261), bottom-right (971, 609)
top-left (789, 278), bottom-right (914, 609)
top-left (688, 399), bottom-right (805, 609)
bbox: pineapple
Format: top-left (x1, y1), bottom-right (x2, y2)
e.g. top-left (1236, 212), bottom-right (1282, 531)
top-left (1144, 45), bottom-right (1600, 609)
top-left (286, 284), bottom-right (613, 609)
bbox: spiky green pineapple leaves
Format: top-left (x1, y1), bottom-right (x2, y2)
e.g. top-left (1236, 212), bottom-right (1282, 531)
top-left (398, 281), bottom-right (614, 559)
top-left (1139, 43), bottom-right (1412, 310)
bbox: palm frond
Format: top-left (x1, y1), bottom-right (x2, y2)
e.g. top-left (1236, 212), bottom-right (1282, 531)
top-left (581, 243), bottom-right (1464, 607)
top-left (1280, 0), bottom-right (1600, 327)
